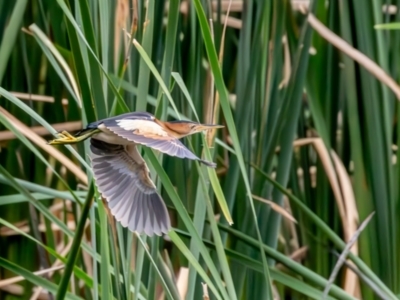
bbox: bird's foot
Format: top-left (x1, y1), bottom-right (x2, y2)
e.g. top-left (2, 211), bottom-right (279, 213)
top-left (48, 131), bottom-right (79, 145)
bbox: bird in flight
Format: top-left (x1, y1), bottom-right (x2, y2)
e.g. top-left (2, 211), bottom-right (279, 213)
top-left (48, 112), bottom-right (223, 236)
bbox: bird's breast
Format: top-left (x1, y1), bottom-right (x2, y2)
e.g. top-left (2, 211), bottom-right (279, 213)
top-left (117, 119), bottom-right (169, 137)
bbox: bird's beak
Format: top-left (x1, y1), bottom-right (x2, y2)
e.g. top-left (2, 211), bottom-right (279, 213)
top-left (195, 124), bottom-right (224, 131)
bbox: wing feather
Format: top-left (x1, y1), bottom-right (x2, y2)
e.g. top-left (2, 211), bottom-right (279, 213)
top-left (134, 193), bottom-right (144, 233)
top-left (148, 196), bottom-right (161, 233)
top-left (110, 194), bottom-right (128, 217)
top-left (119, 189), bottom-right (137, 227)
top-left (90, 139), bottom-right (170, 236)
top-left (97, 170), bottom-right (125, 185)
top-left (103, 176), bottom-right (130, 198)
top-left (143, 202), bottom-right (152, 236)
top-left (105, 125), bottom-right (201, 162)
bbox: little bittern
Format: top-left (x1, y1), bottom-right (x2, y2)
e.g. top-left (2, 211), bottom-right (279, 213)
top-left (48, 112), bottom-right (223, 236)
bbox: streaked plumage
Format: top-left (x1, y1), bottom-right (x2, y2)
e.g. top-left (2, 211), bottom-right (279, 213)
top-left (48, 112), bottom-right (223, 236)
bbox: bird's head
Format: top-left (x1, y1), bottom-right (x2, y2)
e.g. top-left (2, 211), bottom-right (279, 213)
top-left (157, 120), bottom-right (224, 138)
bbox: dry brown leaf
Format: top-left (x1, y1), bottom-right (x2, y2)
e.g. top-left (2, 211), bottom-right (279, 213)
top-left (293, 138), bottom-right (359, 242)
top-left (180, 1), bottom-right (242, 29)
top-left (0, 107), bottom-right (87, 184)
top-left (331, 151), bottom-right (359, 296)
top-left (9, 92), bottom-right (54, 103)
top-left (212, 14), bottom-right (242, 29)
top-left (293, 137), bottom-right (360, 296)
top-left (177, 267), bottom-right (189, 300)
top-left (114, 0), bottom-right (130, 69)
top-left (0, 121), bottom-right (81, 141)
top-left (211, 1), bottom-right (243, 12)
top-left (0, 265), bottom-right (64, 288)
top-left (279, 35), bottom-right (292, 89)
top-left (252, 194), bottom-right (297, 223)
top-left (283, 196), bottom-right (300, 252)
top-left (30, 241), bottom-right (73, 300)
top-left (0, 284), bottom-right (49, 300)
top-left (290, 246), bottom-right (308, 261)
top-left (201, 283), bottom-right (210, 300)
top-left (0, 219), bottom-right (79, 236)
top-left (305, 11), bottom-right (400, 100)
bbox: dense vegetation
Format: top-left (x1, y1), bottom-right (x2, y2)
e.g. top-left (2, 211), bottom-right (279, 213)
top-left (0, 0), bottom-right (399, 299)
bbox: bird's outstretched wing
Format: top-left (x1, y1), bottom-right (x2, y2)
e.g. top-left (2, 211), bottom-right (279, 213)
top-left (90, 139), bottom-right (171, 236)
top-left (101, 117), bottom-right (216, 168)
top-left (85, 112), bottom-right (155, 131)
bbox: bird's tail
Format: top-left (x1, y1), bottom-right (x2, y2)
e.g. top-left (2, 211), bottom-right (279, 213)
top-left (48, 128), bottom-right (100, 145)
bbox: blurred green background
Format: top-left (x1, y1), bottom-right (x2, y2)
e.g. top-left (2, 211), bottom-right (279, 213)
top-left (0, 0), bottom-right (399, 299)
